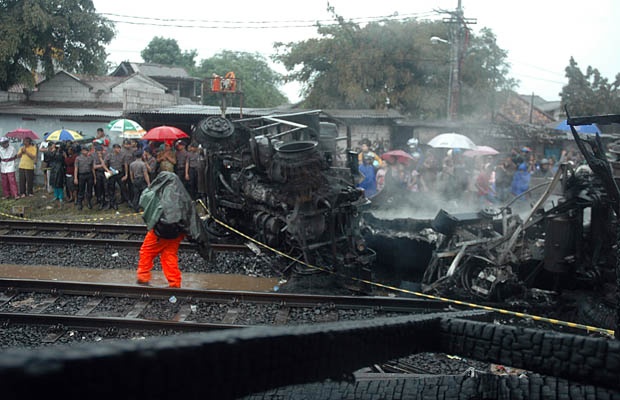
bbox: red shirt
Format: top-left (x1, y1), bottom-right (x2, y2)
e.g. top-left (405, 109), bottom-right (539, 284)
top-left (64, 153), bottom-right (77, 175)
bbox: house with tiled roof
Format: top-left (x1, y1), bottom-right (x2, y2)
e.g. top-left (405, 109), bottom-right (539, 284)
top-left (29, 70), bottom-right (177, 110)
top-left (111, 62), bottom-right (202, 103)
top-left (0, 69), bottom-right (179, 144)
top-left (494, 91), bottom-right (556, 125)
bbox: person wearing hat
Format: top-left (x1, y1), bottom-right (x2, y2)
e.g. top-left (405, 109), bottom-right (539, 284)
top-left (16, 137), bottom-right (37, 197)
top-left (103, 143), bottom-right (126, 210)
top-left (129, 149), bottom-right (150, 212)
top-left (74, 144), bottom-right (95, 210)
top-left (535, 158), bottom-right (553, 178)
top-left (511, 160), bottom-right (531, 204)
top-left (357, 152), bottom-right (378, 198)
top-left (0, 137), bottom-right (19, 199)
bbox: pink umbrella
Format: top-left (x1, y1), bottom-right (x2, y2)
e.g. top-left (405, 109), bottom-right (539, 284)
top-left (6, 128), bottom-right (39, 140)
top-left (463, 145), bottom-right (499, 157)
top-left (380, 149), bottom-right (414, 165)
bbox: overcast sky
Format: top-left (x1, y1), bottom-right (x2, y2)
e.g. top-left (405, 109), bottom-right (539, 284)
top-left (93, 0), bottom-right (620, 103)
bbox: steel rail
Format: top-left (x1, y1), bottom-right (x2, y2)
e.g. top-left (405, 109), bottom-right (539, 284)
top-left (0, 219), bottom-right (248, 251)
top-left (0, 312), bottom-right (242, 332)
top-left (0, 219), bottom-right (146, 233)
top-left (0, 278), bottom-right (451, 312)
top-left (0, 278), bottom-right (461, 337)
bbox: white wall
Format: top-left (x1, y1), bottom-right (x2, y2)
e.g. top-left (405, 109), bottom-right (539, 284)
top-left (0, 91), bottom-right (26, 102)
top-left (0, 114), bottom-right (121, 186)
top-left (30, 74), bottom-right (91, 103)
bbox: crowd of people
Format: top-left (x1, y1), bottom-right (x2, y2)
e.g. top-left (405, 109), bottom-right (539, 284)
top-left (0, 128), bottom-right (207, 211)
top-left (356, 137), bottom-right (585, 210)
top-left (0, 127), bottom-right (591, 215)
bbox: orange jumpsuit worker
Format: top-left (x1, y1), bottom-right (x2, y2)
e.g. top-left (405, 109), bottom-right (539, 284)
top-left (135, 171), bottom-right (211, 288)
top-left (137, 229), bottom-right (185, 287)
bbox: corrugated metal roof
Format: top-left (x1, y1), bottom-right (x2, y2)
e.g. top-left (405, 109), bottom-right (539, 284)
top-left (0, 103), bottom-right (122, 118)
top-left (125, 105), bottom-right (405, 120)
top-left (125, 105), bottom-right (284, 117)
top-left (0, 102), bottom-right (404, 122)
top-left (75, 74), bottom-right (125, 91)
top-left (313, 109), bottom-right (404, 119)
top-left (133, 63), bottom-right (191, 78)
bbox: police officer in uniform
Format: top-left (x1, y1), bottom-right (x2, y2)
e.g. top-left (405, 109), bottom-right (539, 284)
top-left (74, 145), bottom-right (95, 210)
top-left (104, 143), bottom-right (127, 210)
top-left (93, 144), bottom-right (107, 210)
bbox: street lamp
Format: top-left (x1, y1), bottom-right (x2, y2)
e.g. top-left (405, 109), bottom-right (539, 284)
top-left (430, 36), bottom-right (449, 44)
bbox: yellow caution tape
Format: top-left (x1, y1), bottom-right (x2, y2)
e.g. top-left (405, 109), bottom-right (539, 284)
top-left (1, 198), bottom-right (613, 337)
top-left (196, 200), bottom-right (615, 337)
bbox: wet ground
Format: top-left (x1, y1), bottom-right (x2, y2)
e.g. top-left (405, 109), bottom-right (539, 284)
top-left (0, 264), bottom-right (279, 292)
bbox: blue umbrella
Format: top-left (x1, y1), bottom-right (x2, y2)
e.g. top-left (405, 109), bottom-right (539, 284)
top-left (44, 129), bottom-right (84, 141)
top-left (552, 120), bottom-right (601, 134)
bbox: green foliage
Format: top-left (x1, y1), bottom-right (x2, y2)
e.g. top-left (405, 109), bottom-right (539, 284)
top-left (0, 0), bottom-right (114, 90)
top-left (140, 37), bottom-right (197, 71)
top-left (196, 51), bottom-right (287, 108)
top-left (561, 57), bottom-right (620, 116)
top-left (460, 28), bottom-right (517, 116)
top-left (273, 15), bottom-right (514, 119)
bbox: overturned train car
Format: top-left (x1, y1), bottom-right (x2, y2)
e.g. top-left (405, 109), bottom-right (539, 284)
top-left (192, 112), bottom-right (374, 290)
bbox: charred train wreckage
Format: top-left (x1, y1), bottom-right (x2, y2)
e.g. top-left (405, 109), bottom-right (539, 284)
top-left (192, 111), bottom-right (375, 291)
top-left (187, 108), bottom-right (620, 331)
top-left (412, 112), bottom-right (620, 333)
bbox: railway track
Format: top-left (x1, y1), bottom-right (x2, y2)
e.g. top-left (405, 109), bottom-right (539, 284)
top-left (0, 219), bottom-right (247, 251)
top-left (0, 277), bottom-right (458, 343)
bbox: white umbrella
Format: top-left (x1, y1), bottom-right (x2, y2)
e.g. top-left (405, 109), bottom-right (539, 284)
top-left (463, 145), bottom-right (499, 157)
top-left (107, 119), bottom-right (146, 139)
top-left (427, 132), bottom-right (476, 150)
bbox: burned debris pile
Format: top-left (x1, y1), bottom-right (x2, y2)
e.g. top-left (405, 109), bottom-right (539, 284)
top-left (414, 113), bottom-right (620, 331)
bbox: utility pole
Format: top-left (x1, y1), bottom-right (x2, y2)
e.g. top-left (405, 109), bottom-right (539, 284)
top-left (443, 0), bottom-right (476, 120)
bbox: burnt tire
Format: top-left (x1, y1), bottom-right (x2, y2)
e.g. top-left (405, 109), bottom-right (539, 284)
top-left (242, 374), bottom-right (620, 399)
top-left (577, 295), bottom-right (616, 330)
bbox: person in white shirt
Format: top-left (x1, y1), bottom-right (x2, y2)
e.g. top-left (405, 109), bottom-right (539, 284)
top-left (0, 137), bottom-right (19, 199)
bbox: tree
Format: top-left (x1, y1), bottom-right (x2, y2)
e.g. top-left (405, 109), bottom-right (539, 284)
top-left (140, 37), bottom-right (197, 71)
top-left (0, 0), bottom-right (114, 91)
top-left (459, 28), bottom-right (517, 117)
top-left (196, 51), bottom-right (288, 108)
top-left (273, 13), bottom-right (514, 119)
top-left (560, 57), bottom-right (620, 116)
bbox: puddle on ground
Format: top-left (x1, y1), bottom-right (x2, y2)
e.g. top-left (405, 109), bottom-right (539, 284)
top-left (0, 264), bottom-right (279, 292)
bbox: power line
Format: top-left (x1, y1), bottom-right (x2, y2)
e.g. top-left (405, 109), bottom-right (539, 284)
top-left (511, 72), bottom-right (566, 85)
top-left (100, 11), bottom-right (439, 30)
top-left (510, 60), bottom-right (566, 77)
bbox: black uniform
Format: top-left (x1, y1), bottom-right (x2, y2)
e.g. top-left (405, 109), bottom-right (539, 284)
top-left (75, 152), bottom-right (94, 210)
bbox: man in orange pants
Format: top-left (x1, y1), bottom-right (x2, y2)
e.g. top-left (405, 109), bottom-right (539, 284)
top-left (137, 229), bottom-right (185, 288)
top-left (135, 171), bottom-right (211, 288)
